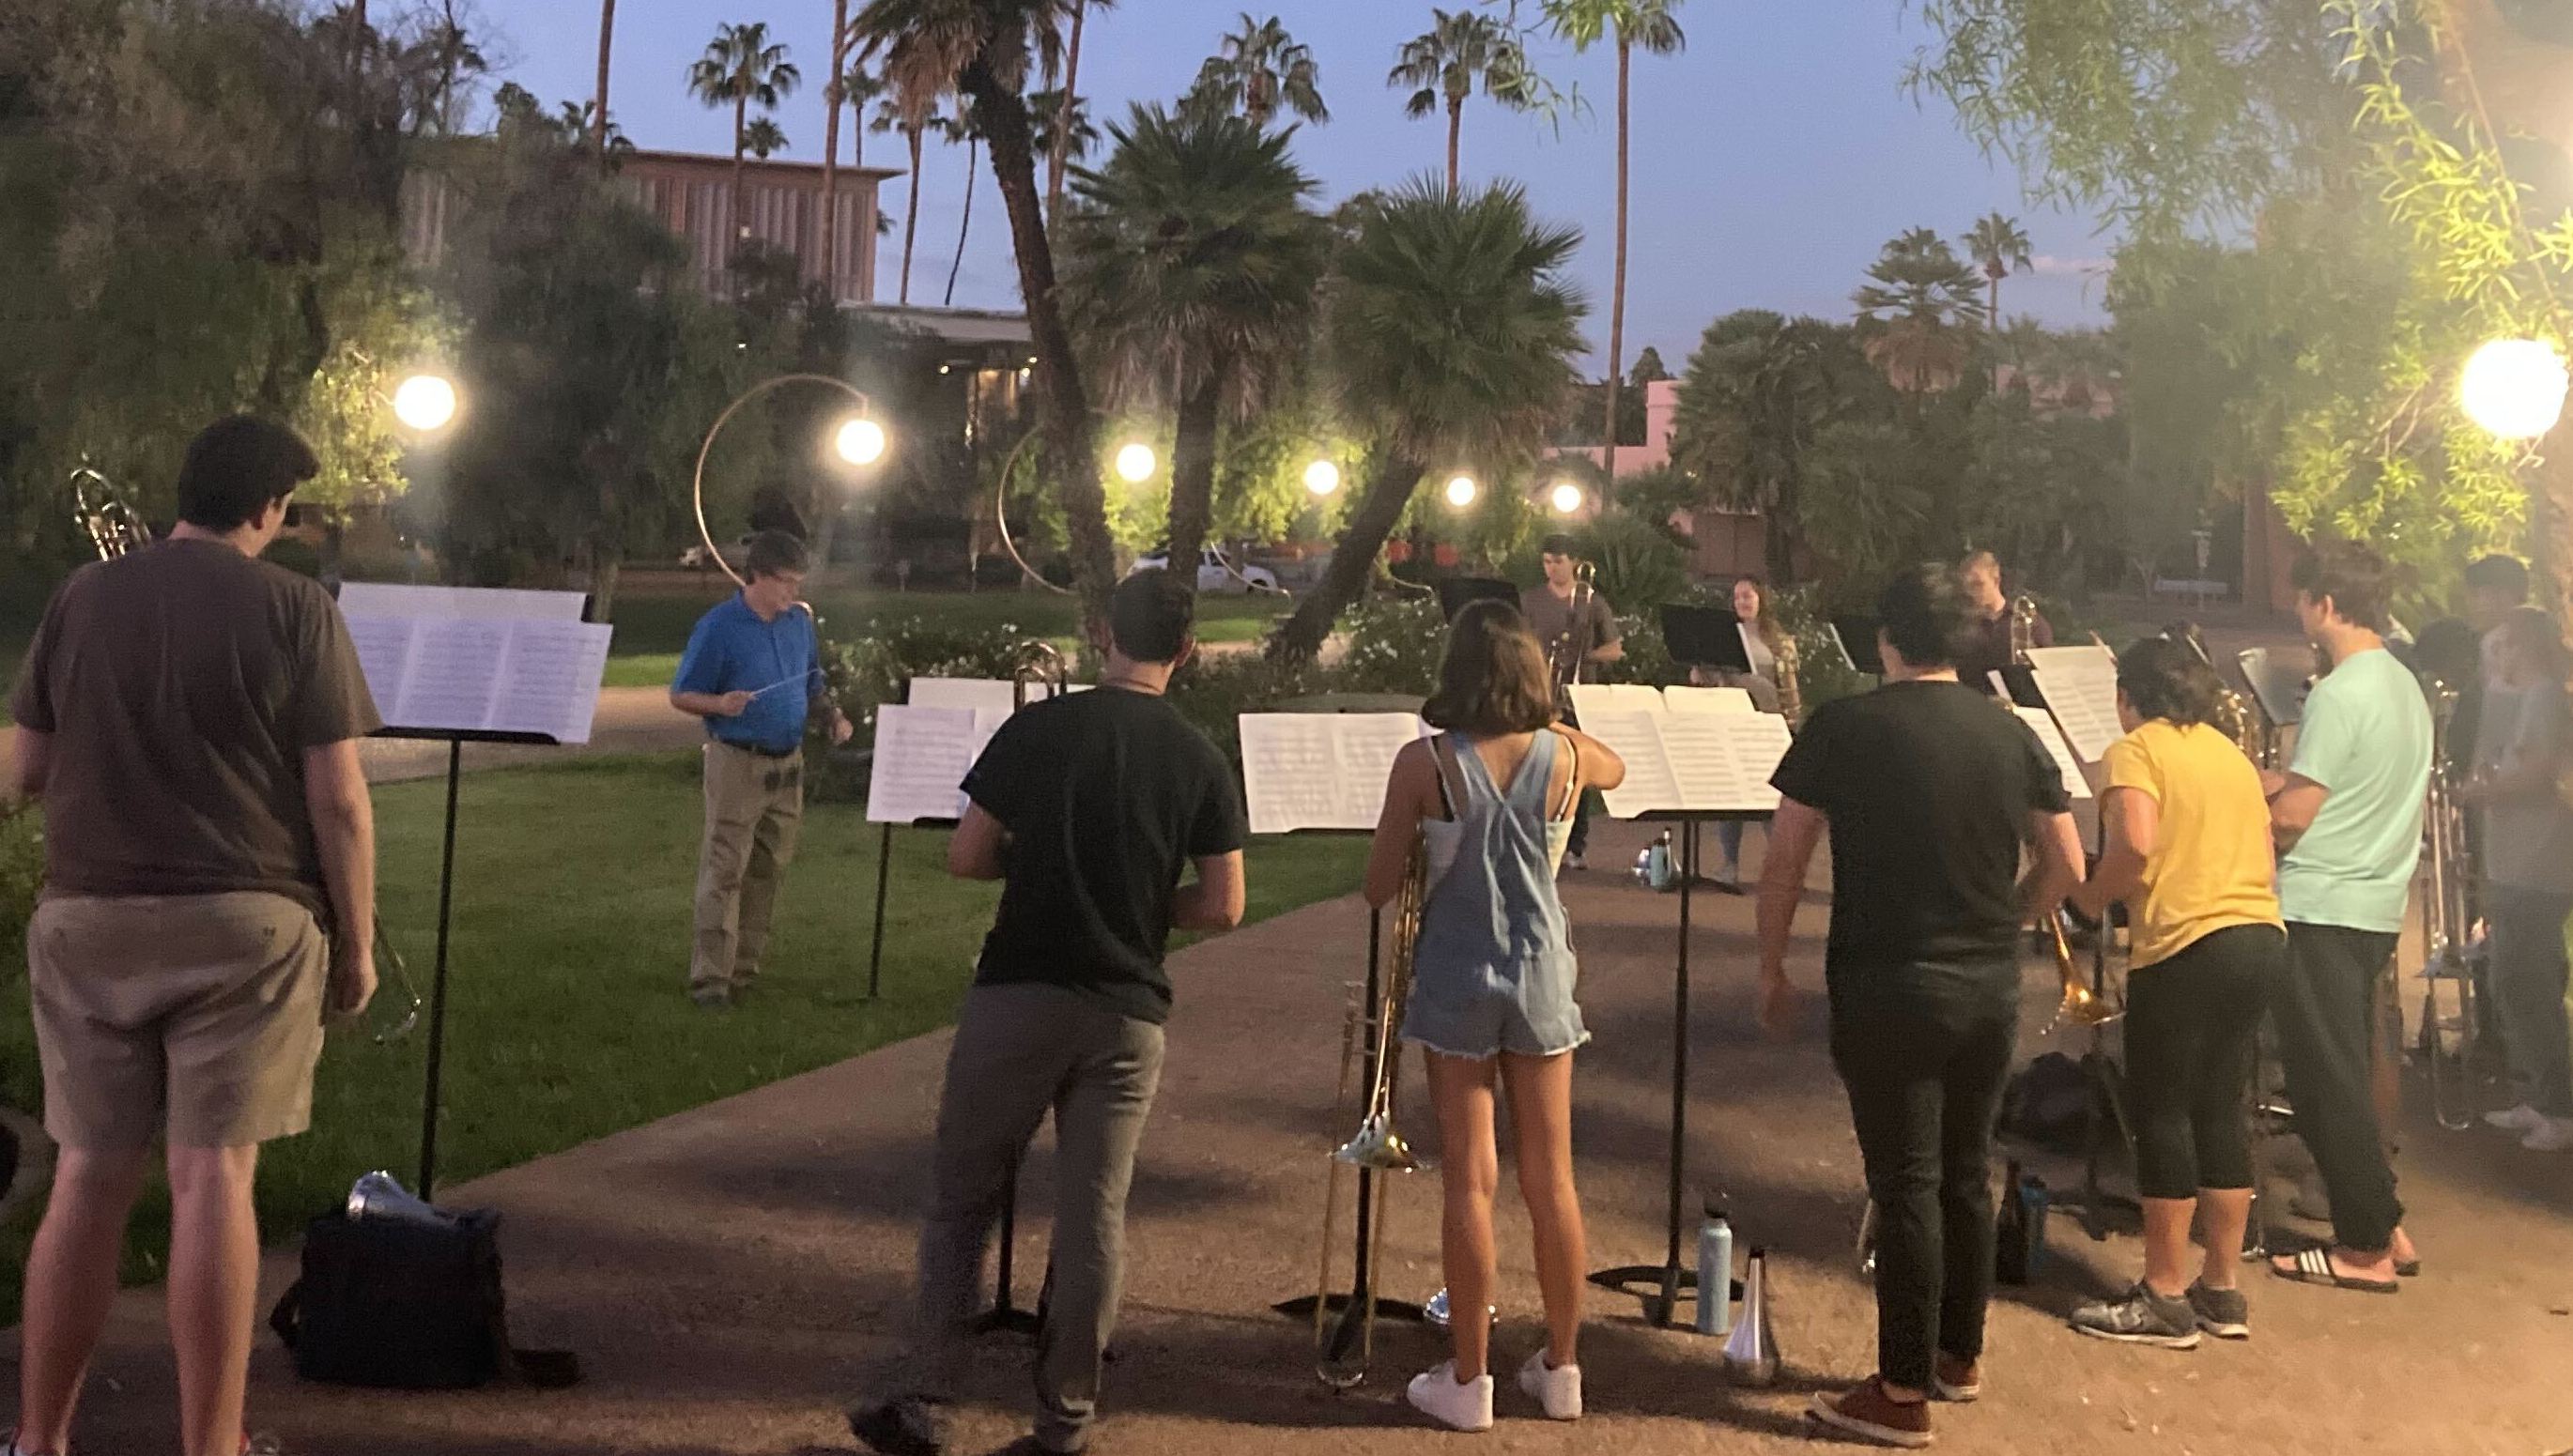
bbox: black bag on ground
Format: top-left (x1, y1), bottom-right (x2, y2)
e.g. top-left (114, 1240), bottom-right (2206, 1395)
top-left (270, 1207), bottom-right (578, 1390)
top-left (1998, 1051), bottom-right (2090, 1155)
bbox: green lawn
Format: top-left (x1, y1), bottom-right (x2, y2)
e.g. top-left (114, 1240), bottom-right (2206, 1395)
top-left (0, 752), bottom-right (1364, 1318)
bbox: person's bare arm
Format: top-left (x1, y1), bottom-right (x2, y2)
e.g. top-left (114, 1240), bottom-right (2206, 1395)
top-left (2020, 808), bottom-right (2085, 922)
top-left (670, 688), bottom-right (754, 719)
top-left (1364, 743), bottom-right (1434, 907)
top-left (1173, 851), bottom-right (1247, 931)
top-left (1756, 797), bottom-right (1826, 1037)
top-left (1552, 723), bottom-right (1626, 792)
top-left (302, 739), bottom-right (377, 1018)
top-left (2071, 787), bottom-right (2154, 920)
top-left (2270, 774), bottom-right (2328, 853)
top-left (4, 727), bottom-right (48, 804)
top-left (948, 804), bottom-right (1009, 881)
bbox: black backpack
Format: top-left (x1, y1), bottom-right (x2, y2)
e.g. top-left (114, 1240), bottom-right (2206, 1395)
top-left (270, 1207), bottom-right (578, 1390)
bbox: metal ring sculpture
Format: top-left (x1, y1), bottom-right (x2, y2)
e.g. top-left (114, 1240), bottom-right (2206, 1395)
top-left (691, 373), bottom-right (882, 588)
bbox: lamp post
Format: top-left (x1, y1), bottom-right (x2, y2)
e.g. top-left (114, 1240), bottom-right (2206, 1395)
top-left (1444, 474), bottom-right (1479, 509)
top-left (691, 373), bottom-right (888, 587)
top-left (1304, 459), bottom-right (1342, 497)
top-left (2460, 338), bottom-right (2569, 440)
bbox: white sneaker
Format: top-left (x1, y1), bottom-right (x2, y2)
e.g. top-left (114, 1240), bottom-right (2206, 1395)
top-left (2486, 1103), bottom-right (2546, 1132)
top-left (2520, 1117), bottom-right (2573, 1153)
top-left (1406, 1360), bottom-right (1495, 1432)
top-left (1517, 1348), bottom-right (1582, 1420)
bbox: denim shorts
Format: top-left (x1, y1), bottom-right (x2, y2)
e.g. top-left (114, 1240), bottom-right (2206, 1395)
top-left (1400, 954), bottom-right (1589, 1061)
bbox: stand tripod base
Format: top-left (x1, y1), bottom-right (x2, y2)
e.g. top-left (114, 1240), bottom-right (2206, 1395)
top-left (1585, 1264), bottom-right (1738, 1329)
top-left (972, 1305), bottom-right (1043, 1338)
top-left (1271, 1293), bottom-right (1429, 1323)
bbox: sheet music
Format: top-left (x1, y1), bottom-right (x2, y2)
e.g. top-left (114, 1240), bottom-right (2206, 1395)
top-left (339, 583), bottom-right (587, 621)
top-left (2012, 706), bottom-right (2096, 801)
top-left (345, 615), bottom-right (417, 709)
top-left (391, 618), bottom-right (507, 731)
top-left (488, 620), bottom-right (615, 742)
top-left (867, 705), bottom-right (980, 824)
top-left (346, 613), bottom-right (615, 743)
top-left (1237, 713), bottom-right (1431, 833)
top-left (1584, 709), bottom-right (1791, 816)
top-left (1580, 708), bottom-right (1684, 820)
top-left (1567, 683), bottom-right (1669, 723)
top-left (2027, 660), bottom-right (2124, 762)
top-left (2026, 643), bottom-right (2115, 674)
top-left (1664, 685), bottom-right (1755, 715)
top-left (908, 677), bottom-right (1092, 716)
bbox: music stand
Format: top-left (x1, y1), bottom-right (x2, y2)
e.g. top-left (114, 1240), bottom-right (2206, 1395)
top-left (1660, 605), bottom-right (1753, 674)
top-left (1435, 576), bottom-right (1518, 623)
top-left (1830, 617), bottom-right (1886, 677)
top-left (1996, 664), bottom-right (2048, 710)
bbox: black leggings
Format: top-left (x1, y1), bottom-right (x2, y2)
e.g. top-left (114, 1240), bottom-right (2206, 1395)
top-left (2124, 923), bottom-right (2283, 1201)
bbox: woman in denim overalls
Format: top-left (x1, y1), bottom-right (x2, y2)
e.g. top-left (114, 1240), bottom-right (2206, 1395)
top-left (1364, 602), bottom-right (1626, 1432)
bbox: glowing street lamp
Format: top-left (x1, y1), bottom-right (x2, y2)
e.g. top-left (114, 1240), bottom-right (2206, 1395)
top-left (1548, 481), bottom-right (1585, 515)
top-left (391, 372), bottom-right (460, 434)
top-left (1304, 459), bottom-right (1342, 497)
top-left (835, 417), bottom-right (889, 467)
top-left (1115, 442), bottom-right (1160, 483)
top-left (2460, 338), bottom-right (2569, 439)
top-left (1444, 474), bottom-right (1479, 508)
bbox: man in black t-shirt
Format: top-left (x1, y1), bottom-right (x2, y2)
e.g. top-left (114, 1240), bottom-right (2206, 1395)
top-left (853, 571), bottom-right (1247, 1456)
top-left (1757, 563), bottom-right (2082, 1449)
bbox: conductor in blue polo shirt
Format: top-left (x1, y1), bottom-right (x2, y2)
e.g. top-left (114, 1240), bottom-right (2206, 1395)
top-left (670, 530), bottom-right (851, 1007)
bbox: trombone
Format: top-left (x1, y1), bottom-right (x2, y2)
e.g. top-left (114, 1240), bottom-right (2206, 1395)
top-left (2414, 675), bottom-right (2481, 1131)
top-left (1548, 561), bottom-right (1598, 712)
top-left (1313, 837), bottom-right (1431, 1388)
top-left (2043, 907), bottom-right (2120, 1035)
top-left (1010, 639), bottom-right (1070, 711)
top-left (72, 463), bottom-right (151, 561)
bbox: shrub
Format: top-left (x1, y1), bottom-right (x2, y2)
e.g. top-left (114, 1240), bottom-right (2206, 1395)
top-left (1579, 512), bottom-right (1690, 619)
top-left (806, 613), bottom-right (1061, 802)
top-left (1336, 594), bottom-right (1447, 696)
top-left (1166, 651), bottom-right (1320, 767)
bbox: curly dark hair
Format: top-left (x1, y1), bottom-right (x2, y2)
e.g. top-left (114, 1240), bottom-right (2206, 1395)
top-left (2117, 636), bottom-right (2226, 728)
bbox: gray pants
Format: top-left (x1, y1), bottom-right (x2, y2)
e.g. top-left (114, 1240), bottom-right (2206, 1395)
top-left (2488, 885), bottom-right (2573, 1119)
top-left (900, 983), bottom-right (1164, 1452)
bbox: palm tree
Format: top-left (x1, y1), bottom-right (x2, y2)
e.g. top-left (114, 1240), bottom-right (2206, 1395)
top-left (687, 22), bottom-right (802, 262)
top-left (1046, 0), bottom-right (1117, 216)
top-left (824, 57), bottom-right (891, 298)
top-left (743, 115), bottom-right (790, 160)
top-left (1964, 212), bottom-right (2033, 389)
top-left (593, 0), bottom-right (617, 155)
top-left (1853, 226), bottom-right (1986, 398)
top-left (852, 0), bottom-right (1121, 623)
top-left (1186, 14), bottom-right (1328, 130)
top-left (1271, 181), bottom-right (1591, 662)
top-left (1029, 87), bottom-right (1099, 173)
top-left (1668, 310), bottom-right (1874, 583)
top-left (1061, 104), bottom-right (1332, 582)
top-left (822, 2), bottom-right (853, 294)
top-left (871, 95), bottom-right (949, 303)
top-left (1542, 0), bottom-right (1683, 497)
top-left (1389, 9), bottom-right (1539, 200)
top-left (940, 105), bottom-right (983, 305)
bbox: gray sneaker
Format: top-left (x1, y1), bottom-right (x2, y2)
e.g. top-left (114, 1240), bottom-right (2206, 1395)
top-left (2186, 1280), bottom-right (2250, 1340)
top-left (2069, 1283), bottom-right (2201, 1349)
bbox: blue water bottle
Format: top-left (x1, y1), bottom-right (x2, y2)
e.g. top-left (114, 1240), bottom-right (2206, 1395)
top-left (1696, 1203), bottom-right (1734, 1336)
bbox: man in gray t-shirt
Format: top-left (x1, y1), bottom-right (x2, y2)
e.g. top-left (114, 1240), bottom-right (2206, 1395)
top-left (1520, 534), bottom-right (1622, 869)
top-left (2465, 607), bottom-right (2573, 1148)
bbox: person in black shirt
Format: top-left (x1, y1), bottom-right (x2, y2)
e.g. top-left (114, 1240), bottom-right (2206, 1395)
top-left (1955, 549), bottom-right (2054, 695)
top-left (852, 572), bottom-right (1247, 1456)
top-left (1757, 563), bottom-right (2083, 1448)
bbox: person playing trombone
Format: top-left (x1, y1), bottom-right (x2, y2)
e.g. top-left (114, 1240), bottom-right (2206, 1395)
top-left (1519, 535), bottom-right (1622, 870)
top-left (1364, 601), bottom-right (1624, 1432)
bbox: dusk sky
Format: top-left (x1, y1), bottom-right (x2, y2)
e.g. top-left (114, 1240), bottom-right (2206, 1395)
top-left (490, 2), bottom-right (2115, 368)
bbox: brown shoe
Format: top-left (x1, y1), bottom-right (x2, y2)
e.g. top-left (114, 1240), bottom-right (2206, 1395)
top-left (1809, 1376), bottom-right (1934, 1448)
top-left (1932, 1353), bottom-right (1981, 1402)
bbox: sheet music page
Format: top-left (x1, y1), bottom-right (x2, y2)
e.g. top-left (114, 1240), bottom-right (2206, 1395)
top-left (2012, 706), bottom-right (2096, 802)
top-left (1333, 714), bottom-right (1430, 827)
top-left (2028, 661), bottom-right (2124, 762)
top-left (488, 620), bottom-right (614, 743)
top-left (1660, 712), bottom-right (1792, 811)
top-left (2026, 643), bottom-right (2115, 674)
top-left (344, 615), bottom-right (417, 714)
top-left (867, 705), bottom-right (978, 824)
top-left (1239, 714), bottom-right (1348, 833)
top-left (1664, 685), bottom-right (1756, 715)
top-left (909, 678), bottom-right (1017, 716)
top-left (340, 583), bottom-right (588, 621)
top-left (1580, 708), bottom-right (1682, 819)
top-left (390, 618), bottom-right (509, 732)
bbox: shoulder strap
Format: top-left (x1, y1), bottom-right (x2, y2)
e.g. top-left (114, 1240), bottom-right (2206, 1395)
top-left (1550, 730), bottom-right (1581, 822)
top-left (1429, 734), bottom-right (1465, 821)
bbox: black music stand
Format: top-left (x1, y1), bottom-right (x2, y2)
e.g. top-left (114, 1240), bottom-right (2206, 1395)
top-left (1660, 605), bottom-right (1752, 675)
top-left (1436, 576), bottom-right (1519, 623)
top-left (1830, 617), bottom-right (1886, 678)
top-left (1586, 813), bottom-right (1749, 1329)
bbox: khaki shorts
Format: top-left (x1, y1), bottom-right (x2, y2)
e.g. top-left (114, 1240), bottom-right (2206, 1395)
top-left (28, 891), bottom-right (330, 1150)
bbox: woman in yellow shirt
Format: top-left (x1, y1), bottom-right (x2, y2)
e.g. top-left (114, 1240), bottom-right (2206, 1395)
top-left (2066, 636), bottom-right (2286, 1348)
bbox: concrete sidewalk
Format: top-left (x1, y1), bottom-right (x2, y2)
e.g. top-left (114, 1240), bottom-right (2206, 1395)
top-left (25, 818), bottom-right (2573, 1455)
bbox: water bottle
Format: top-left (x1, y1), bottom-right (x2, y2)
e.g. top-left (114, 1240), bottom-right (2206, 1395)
top-left (1696, 1203), bottom-right (1733, 1336)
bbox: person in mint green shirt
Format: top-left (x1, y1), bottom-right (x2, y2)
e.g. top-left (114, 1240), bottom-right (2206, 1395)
top-left (2264, 541), bottom-right (2430, 1295)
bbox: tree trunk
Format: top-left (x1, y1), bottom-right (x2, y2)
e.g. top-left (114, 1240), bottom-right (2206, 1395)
top-left (731, 96), bottom-right (747, 268)
top-left (1989, 274), bottom-right (2003, 391)
top-left (1602, 38), bottom-right (1630, 502)
top-left (1269, 454), bottom-right (1425, 664)
top-left (1048, 1), bottom-right (1087, 216)
top-left (1763, 493), bottom-right (1795, 588)
top-left (961, 51), bottom-right (1117, 630)
top-left (821, 0), bottom-right (849, 299)
top-left (593, 0), bottom-right (615, 155)
top-left (901, 130), bottom-right (923, 303)
top-left (1165, 365), bottom-right (1225, 589)
top-left (947, 136), bottom-right (978, 306)
top-left (592, 553), bottom-right (624, 624)
top-left (1445, 97), bottom-right (1463, 200)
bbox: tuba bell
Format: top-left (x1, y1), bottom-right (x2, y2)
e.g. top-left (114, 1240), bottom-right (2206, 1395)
top-left (72, 462), bottom-right (151, 561)
top-left (2043, 907), bottom-right (2120, 1034)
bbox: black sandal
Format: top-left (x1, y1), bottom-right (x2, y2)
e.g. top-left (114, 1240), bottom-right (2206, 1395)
top-left (2270, 1246), bottom-right (2398, 1295)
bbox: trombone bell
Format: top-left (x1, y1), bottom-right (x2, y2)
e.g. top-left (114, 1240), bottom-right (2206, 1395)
top-left (2047, 912), bottom-right (2120, 1032)
top-left (1333, 1113), bottom-right (1425, 1173)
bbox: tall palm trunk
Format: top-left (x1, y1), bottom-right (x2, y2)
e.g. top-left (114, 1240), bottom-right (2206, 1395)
top-left (730, 95), bottom-right (748, 265)
top-left (1988, 272), bottom-right (2003, 391)
top-left (593, 0), bottom-right (615, 155)
top-left (1047, 0), bottom-right (1088, 215)
top-left (1271, 455), bottom-right (1425, 663)
top-left (946, 135), bottom-right (978, 306)
top-left (820, 0), bottom-right (849, 299)
top-left (1602, 37), bottom-right (1631, 498)
top-left (900, 128), bottom-right (924, 303)
top-left (1444, 95), bottom-right (1463, 199)
top-left (1166, 366), bottom-right (1226, 587)
top-left (960, 51), bottom-right (1117, 627)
